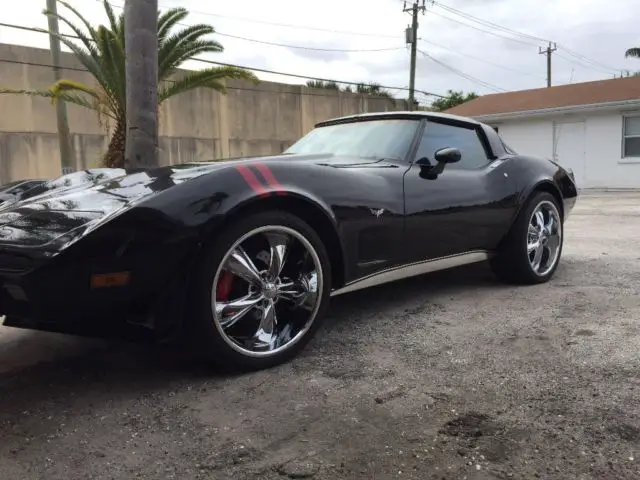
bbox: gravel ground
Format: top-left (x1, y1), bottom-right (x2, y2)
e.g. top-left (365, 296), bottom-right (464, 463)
top-left (1, 191), bottom-right (639, 480)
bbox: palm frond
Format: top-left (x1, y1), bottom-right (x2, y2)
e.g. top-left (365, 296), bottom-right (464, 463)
top-left (158, 8), bottom-right (189, 43)
top-left (625, 47), bottom-right (640, 59)
top-left (41, 8), bottom-right (106, 81)
top-left (158, 67), bottom-right (259, 101)
top-left (44, 2), bottom-right (125, 119)
top-left (161, 41), bottom-right (228, 80)
top-left (158, 25), bottom-right (222, 79)
top-left (48, 79), bottom-right (97, 96)
top-left (7, 0), bottom-right (258, 147)
top-left (49, 1), bottom-right (100, 46)
top-left (103, 0), bottom-right (120, 33)
top-left (0, 87), bottom-right (114, 118)
top-left (95, 25), bottom-right (125, 116)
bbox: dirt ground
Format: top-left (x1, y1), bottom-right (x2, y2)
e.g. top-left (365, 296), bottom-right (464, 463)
top-left (1, 191), bottom-right (639, 480)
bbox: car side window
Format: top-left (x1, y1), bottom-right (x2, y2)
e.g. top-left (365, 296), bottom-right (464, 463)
top-left (414, 121), bottom-right (490, 169)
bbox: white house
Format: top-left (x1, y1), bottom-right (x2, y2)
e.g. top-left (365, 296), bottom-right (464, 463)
top-left (446, 76), bottom-right (640, 189)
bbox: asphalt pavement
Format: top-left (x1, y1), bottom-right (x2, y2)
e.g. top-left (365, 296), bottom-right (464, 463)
top-left (0, 191), bottom-right (639, 480)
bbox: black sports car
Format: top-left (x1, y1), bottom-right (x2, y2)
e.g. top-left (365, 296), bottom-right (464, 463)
top-left (0, 112), bottom-right (577, 369)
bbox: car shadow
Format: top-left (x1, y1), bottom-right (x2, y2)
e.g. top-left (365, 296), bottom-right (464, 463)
top-left (0, 261), bottom-right (560, 419)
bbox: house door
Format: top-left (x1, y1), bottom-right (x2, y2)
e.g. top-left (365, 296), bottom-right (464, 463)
top-left (553, 121), bottom-right (586, 188)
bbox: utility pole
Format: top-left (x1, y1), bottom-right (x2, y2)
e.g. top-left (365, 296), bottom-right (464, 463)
top-left (124, 0), bottom-right (159, 170)
top-left (46, 0), bottom-right (75, 175)
top-left (539, 42), bottom-right (557, 88)
top-left (404, 0), bottom-right (426, 111)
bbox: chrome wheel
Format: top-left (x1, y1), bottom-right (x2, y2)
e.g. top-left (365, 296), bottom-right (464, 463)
top-left (527, 200), bottom-right (562, 276)
top-left (211, 225), bottom-right (323, 358)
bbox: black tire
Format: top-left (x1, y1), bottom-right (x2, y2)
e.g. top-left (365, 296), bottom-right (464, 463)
top-left (490, 191), bottom-right (564, 285)
top-left (184, 210), bottom-right (332, 371)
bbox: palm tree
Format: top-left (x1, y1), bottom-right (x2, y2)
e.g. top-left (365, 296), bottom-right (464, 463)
top-left (0, 1), bottom-right (258, 169)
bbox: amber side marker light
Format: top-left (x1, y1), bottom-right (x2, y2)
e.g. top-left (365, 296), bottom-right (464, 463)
top-left (90, 271), bottom-right (131, 289)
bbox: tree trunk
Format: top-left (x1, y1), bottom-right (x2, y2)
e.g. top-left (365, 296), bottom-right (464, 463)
top-left (124, 0), bottom-right (159, 170)
top-left (102, 121), bottom-right (126, 168)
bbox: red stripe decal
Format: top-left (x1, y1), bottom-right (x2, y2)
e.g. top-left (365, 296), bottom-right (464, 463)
top-left (254, 163), bottom-right (286, 196)
top-left (236, 165), bottom-right (269, 197)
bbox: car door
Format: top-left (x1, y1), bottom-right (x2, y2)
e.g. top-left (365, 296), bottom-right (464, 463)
top-left (403, 118), bottom-right (516, 263)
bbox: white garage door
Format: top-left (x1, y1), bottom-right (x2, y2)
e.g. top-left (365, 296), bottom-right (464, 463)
top-left (553, 121), bottom-right (586, 188)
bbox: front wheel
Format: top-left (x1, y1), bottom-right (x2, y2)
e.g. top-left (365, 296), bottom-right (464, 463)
top-left (186, 210), bottom-right (332, 370)
top-left (490, 191), bottom-right (564, 285)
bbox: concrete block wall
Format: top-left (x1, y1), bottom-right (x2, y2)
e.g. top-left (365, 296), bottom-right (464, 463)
top-left (0, 43), bottom-right (409, 182)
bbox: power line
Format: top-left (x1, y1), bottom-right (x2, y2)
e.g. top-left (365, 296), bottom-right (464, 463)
top-left (418, 39), bottom-right (545, 80)
top-left (558, 46), bottom-right (624, 73)
top-left (0, 20), bottom-right (446, 98)
top-left (425, 9), bottom-right (539, 48)
top-left (428, 0), bottom-right (623, 75)
top-left (553, 52), bottom-right (617, 76)
top-left (418, 50), bottom-right (508, 93)
top-left (113, 0), bottom-right (541, 86)
top-left (153, 1), bottom-right (544, 87)
top-left (0, 57), bottom-right (393, 99)
top-left (131, 0), bottom-right (541, 83)
top-left (214, 32), bottom-right (405, 53)
top-left (154, 1), bottom-right (404, 39)
top-left (0, 52), bottom-right (447, 100)
top-left (189, 57), bottom-right (446, 98)
top-left (431, 1), bottom-right (549, 44)
top-left (105, 1), bottom-right (402, 53)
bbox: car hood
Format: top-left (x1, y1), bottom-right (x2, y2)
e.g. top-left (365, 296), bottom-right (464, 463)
top-left (0, 153), bottom-right (349, 251)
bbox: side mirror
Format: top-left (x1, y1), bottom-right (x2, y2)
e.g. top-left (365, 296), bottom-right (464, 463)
top-left (434, 147), bottom-right (462, 164)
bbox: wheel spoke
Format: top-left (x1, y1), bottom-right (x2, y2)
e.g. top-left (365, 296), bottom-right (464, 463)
top-left (278, 272), bottom-right (319, 311)
top-left (535, 210), bottom-right (545, 230)
top-left (299, 272), bottom-right (319, 311)
top-left (546, 233), bottom-right (560, 253)
top-left (265, 232), bottom-right (289, 281)
top-left (225, 246), bottom-right (262, 285)
top-left (545, 212), bottom-right (555, 232)
top-left (212, 226), bottom-right (324, 358)
top-left (278, 280), bottom-right (304, 301)
top-left (526, 202), bottom-right (562, 276)
top-left (531, 244), bottom-right (544, 271)
top-left (216, 293), bottom-right (264, 329)
top-left (252, 300), bottom-right (278, 350)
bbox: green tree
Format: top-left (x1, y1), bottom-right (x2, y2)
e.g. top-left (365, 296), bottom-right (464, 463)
top-left (306, 80), bottom-right (340, 90)
top-left (0, 1), bottom-right (258, 169)
top-left (430, 89), bottom-right (479, 112)
top-left (617, 70), bottom-right (640, 78)
top-left (622, 48), bottom-right (640, 77)
top-left (354, 82), bottom-right (392, 98)
top-left (305, 80), bottom-right (393, 98)
top-left (625, 47), bottom-right (640, 60)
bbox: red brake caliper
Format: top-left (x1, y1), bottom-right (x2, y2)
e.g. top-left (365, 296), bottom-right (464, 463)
top-left (216, 270), bottom-right (234, 301)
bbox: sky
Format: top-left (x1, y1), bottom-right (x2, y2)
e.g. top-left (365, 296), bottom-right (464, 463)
top-left (0, 0), bottom-right (639, 106)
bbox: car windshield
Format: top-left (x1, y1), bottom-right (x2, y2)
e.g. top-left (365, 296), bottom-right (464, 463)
top-left (284, 118), bottom-right (420, 160)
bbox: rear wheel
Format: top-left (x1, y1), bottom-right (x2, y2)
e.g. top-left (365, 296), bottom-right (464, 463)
top-left (186, 210), bottom-right (331, 370)
top-left (490, 191), bottom-right (563, 285)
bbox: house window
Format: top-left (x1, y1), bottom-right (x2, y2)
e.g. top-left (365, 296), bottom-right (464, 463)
top-left (623, 116), bottom-right (640, 157)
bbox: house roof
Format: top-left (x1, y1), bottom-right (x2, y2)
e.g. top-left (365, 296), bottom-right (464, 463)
top-left (445, 76), bottom-right (640, 118)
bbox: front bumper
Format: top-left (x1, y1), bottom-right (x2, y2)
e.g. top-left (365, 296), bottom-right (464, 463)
top-left (0, 236), bottom-right (197, 343)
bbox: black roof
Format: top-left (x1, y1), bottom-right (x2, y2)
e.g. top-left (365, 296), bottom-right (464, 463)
top-left (315, 110), bottom-right (483, 128)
